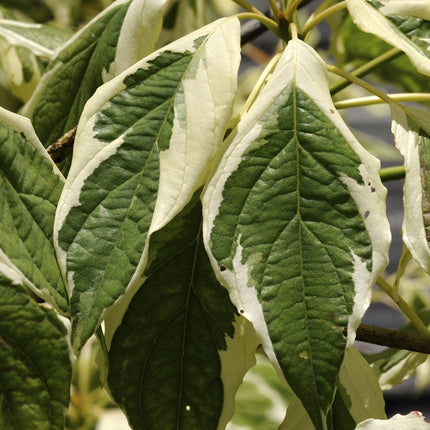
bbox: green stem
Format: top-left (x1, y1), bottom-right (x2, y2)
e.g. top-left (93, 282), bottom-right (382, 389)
top-left (232, 0), bottom-right (261, 14)
top-left (379, 165), bottom-right (405, 182)
top-left (285, 0), bottom-right (302, 21)
top-left (268, 0), bottom-right (280, 19)
top-left (329, 48), bottom-right (403, 95)
top-left (327, 64), bottom-right (396, 105)
top-left (236, 12), bottom-right (280, 36)
top-left (376, 276), bottom-right (430, 337)
top-left (301, 1), bottom-right (347, 38)
top-left (334, 93), bottom-right (430, 109)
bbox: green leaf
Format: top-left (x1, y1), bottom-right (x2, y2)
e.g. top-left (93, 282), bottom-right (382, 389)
top-left (55, 17), bottom-right (241, 352)
top-left (0, 0), bottom-right (53, 22)
top-left (347, 0), bottom-right (430, 76)
top-left (203, 38), bottom-right (390, 430)
top-left (390, 105), bottom-right (430, 273)
top-left (108, 192), bottom-right (258, 430)
top-left (22, 0), bottom-right (166, 148)
top-left (0, 275), bottom-right (71, 430)
top-left (0, 107), bottom-right (67, 313)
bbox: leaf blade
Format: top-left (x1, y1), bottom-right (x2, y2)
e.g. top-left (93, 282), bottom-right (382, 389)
top-left (107, 193), bottom-right (258, 429)
top-left (347, 0), bottom-right (430, 76)
top-left (0, 275), bottom-right (71, 430)
top-left (0, 107), bottom-right (67, 312)
top-left (55, 17), bottom-right (241, 352)
top-left (203, 39), bottom-right (390, 429)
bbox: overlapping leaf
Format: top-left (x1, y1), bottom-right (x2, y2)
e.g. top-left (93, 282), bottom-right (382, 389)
top-left (54, 17), bottom-right (241, 353)
top-left (331, 15), bottom-right (429, 93)
top-left (0, 275), bottom-right (71, 429)
top-left (390, 105), bottom-right (430, 273)
top-left (108, 192), bottom-right (259, 430)
top-left (280, 347), bottom-right (386, 430)
top-left (202, 38), bottom-right (390, 429)
top-left (0, 20), bottom-right (71, 102)
top-left (347, 0), bottom-right (430, 76)
top-left (22, 0), bottom-right (167, 148)
top-left (0, 107), bottom-right (67, 312)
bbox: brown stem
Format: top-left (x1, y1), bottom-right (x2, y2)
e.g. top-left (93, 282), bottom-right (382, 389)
top-left (344, 324), bottom-right (430, 354)
top-left (46, 126), bottom-right (77, 162)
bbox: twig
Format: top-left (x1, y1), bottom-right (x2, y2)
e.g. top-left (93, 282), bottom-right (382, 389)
top-left (348, 324), bottom-right (430, 354)
top-left (46, 126), bottom-right (77, 162)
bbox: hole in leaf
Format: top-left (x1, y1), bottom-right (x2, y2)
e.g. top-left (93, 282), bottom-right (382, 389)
top-left (239, 309), bottom-right (245, 314)
top-left (185, 405), bottom-right (191, 412)
top-left (220, 265), bottom-right (226, 272)
top-left (299, 350), bottom-right (308, 359)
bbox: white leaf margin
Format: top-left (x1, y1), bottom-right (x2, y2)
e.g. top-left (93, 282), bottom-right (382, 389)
top-left (279, 347), bottom-right (385, 429)
top-left (380, 1), bottom-right (430, 21)
top-left (356, 412), bottom-right (430, 429)
top-left (0, 20), bottom-right (56, 59)
top-left (0, 107), bottom-right (65, 305)
top-left (103, 0), bottom-right (168, 80)
top-left (390, 104), bottom-right (430, 273)
top-left (54, 16), bottom-right (240, 307)
top-left (347, 0), bottom-right (430, 76)
top-left (202, 38), bottom-right (391, 376)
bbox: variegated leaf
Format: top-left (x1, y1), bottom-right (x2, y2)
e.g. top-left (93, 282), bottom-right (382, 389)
top-left (202, 38), bottom-right (390, 430)
top-left (0, 107), bottom-right (67, 313)
top-left (54, 17), bottom-right (241, 353)
top-left (0, 19), bottom-right (71, 59)
top-left (0, 20), bottom-right (70, 102)
top-left (108, 192), bottom-right (259, 430)
top-left (390, 105), bottom-right (430, 273)
top-left (347, 0), bottom-right (430, 76)
top-left (22, 0), bottom-right (167, 148)
top-left (356, 412), bottom-right (430, 429)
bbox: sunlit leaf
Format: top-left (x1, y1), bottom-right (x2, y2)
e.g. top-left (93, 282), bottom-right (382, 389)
top-left (347, 0), bottom-right (430, 76)
top-left (390, 104), bottom-right (430, 273)
top-left (54, 17), bottom-right (241, 353)
top-left (0, 275), bottom-right (71, 430)
top-left (0, 107), bottom-right (67, 312)
top-left (356, 412), bottom-right (430, 429)
top-left (203, 38), bottom-right (390, 429)
top-left (330, 14), bottom-right (430, 93)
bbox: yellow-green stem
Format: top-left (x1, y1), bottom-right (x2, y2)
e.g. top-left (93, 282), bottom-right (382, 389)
top-left (379, 165), bottom-right (405, 182)
top-left (334, 93), bottom-right (430, 109)
top-left (236, 12), bottom-right (281, 36)
top-left (301, 1), bottom-right (347, 38)
top-left (330, 48), bottom-right (402, 95)
top-left (327, 64), bottom-right (396, 105)
top-left (285, 0), bottom-right (303, 21)
top-left (377, 276), bottom-right (430, 337)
